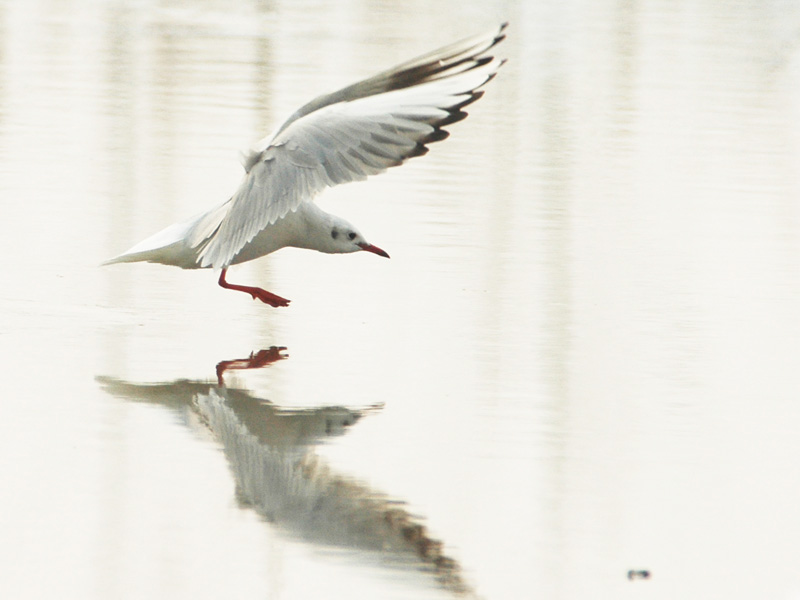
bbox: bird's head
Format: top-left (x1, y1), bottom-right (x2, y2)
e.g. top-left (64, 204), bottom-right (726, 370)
top-left (300, 207), bottom-right (390, 258)
top-left (323, 217), bottom-right (390, 258)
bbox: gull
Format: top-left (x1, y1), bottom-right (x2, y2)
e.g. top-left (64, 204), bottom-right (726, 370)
top-left (104, 24), bottom-right (507, 307)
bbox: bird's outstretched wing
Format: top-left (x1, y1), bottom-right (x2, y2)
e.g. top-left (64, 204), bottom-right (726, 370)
top-left (198, 24), bottom-right (507, 269)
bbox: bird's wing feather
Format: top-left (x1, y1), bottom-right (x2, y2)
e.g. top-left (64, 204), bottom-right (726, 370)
top-left (199, 26), bottom-right (506, 268)
top-left (242, 22), bottom-right (507, 169)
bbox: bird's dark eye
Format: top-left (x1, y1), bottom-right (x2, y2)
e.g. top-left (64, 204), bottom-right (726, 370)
top-left (331, 229), bottom-right (339, 239)
top-left (348, 232), bottom-right (357, 240)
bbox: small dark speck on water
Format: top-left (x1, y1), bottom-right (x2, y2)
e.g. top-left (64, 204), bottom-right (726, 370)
top-left (627, 569), bottom-right (651, 580)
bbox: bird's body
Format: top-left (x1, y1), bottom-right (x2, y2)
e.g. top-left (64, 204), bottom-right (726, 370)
top-left (108, 201), bottom-right (341, 269)
top-left (104, 24), bottom-right (507, 306)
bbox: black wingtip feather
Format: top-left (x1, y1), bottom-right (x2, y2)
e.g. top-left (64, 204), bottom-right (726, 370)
top-left (437, 110), bottom-right (469, 128)
top-left (422, 129), bottom-right (451, 144)
top-left (462, 90), bottom-right (485, 107)
top-left (407, 144), bottom-right (430, 159)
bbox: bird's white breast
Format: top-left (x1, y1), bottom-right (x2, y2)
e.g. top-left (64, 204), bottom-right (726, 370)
top-left (227, 202), bottom-right (327, 265)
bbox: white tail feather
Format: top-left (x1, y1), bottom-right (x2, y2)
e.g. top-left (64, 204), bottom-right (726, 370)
top-left (102, 202), bottom-right (229, 269)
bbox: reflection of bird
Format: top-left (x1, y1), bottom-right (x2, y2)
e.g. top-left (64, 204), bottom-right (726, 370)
top-left (194, 390), bottom-right (473, 594)
top-left (97, 350), bottom-right (475, 596)
top-left (103, 24), bottom-right (507, 307)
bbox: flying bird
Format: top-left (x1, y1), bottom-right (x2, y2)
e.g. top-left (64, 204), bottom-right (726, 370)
top-left (104, 24), bottom-right (507, 307)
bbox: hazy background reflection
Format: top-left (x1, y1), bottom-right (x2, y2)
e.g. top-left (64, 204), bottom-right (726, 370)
top-left (2, 1), bottom-right (800, 599)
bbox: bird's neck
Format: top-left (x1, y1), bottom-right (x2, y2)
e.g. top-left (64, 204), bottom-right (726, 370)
top-left (290, 203), bottom-right (339, 253)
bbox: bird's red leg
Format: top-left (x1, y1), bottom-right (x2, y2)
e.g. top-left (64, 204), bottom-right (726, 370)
top-left (218, 268), bottom-right (291, 307)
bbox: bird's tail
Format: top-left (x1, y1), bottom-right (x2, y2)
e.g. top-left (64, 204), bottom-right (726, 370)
top-left (102, 201), bottom-right (229, 269)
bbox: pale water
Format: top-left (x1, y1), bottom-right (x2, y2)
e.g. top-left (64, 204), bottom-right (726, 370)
top-left (2, 1), bottom-right (800, 599)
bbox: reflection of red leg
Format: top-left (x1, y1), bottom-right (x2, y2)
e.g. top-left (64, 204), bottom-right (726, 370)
top-left (218, 268), bottom-right (290, 307)
top-left (216, 347), bottom-right (288, 386)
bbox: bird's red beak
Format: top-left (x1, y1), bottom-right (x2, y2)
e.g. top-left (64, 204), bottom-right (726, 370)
top-left (357, 242), bottom-right (390, 258)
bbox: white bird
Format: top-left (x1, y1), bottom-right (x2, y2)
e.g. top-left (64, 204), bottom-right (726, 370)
top-left (104, 24), bottom-right (507, 307)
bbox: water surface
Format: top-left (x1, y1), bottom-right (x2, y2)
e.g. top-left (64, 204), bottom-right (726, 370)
top-left (2, 2), bottom-right (800, 599)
